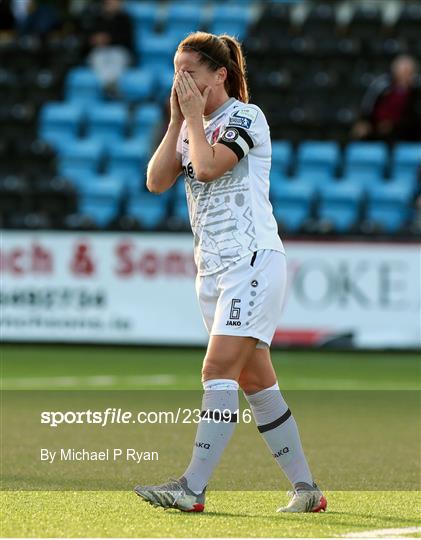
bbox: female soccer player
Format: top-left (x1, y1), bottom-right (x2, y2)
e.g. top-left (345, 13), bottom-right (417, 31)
top-left (135, 32), bottom-right (327, 514)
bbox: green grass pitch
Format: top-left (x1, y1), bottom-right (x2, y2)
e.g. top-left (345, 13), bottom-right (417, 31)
top-left (1, 345), bottom-right (420, 538)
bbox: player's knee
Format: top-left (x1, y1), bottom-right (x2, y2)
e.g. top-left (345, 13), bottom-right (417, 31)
top-left (201, 357), bottom-right (236, 383)
top-left (238, 370), bottom-right (274, 394)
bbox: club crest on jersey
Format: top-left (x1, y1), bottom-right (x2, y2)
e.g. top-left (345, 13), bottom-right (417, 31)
top-left (222, 128), bottom-right (239, 142)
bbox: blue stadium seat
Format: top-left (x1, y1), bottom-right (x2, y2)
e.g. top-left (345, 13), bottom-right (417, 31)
top-left (209, 5), bottom-right (253, 40)
top-left (134, 103), bottom-right (162, 128)
top-left (392, 143), bottom-right (421, 177)
top-left (318, 183), bottom-right (363, 232)
top-left (107, 138), bottom-right (149, 194)
top-left (58, 139), bottom-right (104, 184)
top-left (118, 69), bottom-right (155, 102)
top-left (340, 171), bottom-right (386, 193)
top-left (168, 177), bottom-right (188, 227)
top-left (344, 142), bottom-right (388, 177)
top-left (269, 171), bottom-right (291, 201)
top-left (341, 172), bottom-right (417, 200)
top-left (173, 176), bottom-right (186, 199)
top-left (172, 194), bottom-right (190, 226)
top-left (289, 171), bottom-right (333, 192)
top-left (132, 104), bottom-right (162, 139)
top-left (85, 104), bottom-right (128, 144)
top-left (165, 3), bottom-right (204, 36)
top-left (39, 102), bottom-right (84, 149)
top-left (272, 183), bottom-right (315, 232)
top-left (65, 67), bottom-right (102, 104)
top-left (125, 2), bottom-right (158, 34)
top-left (167, 0), bottom-right (207, 5)
top-left (137, 32), bottom-right (178, 71)
top-left (366, 184), bottom-right (412, 232)
top-left (271, 140), bottom-right (292, 174)
top-left (79, 175), bottom-right (124, 227)
top-left (297, 141), bottom-right (339, 177)
top-left (127, 194), bottom-right (168, 229)
top-left (388, 173), bottom-right (418, 195)
top-left (155, 67), bottom-right (174, 103)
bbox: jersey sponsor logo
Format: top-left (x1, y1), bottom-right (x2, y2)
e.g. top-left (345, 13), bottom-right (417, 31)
top-left (183, 161), bottom-right (195, 179)
top-left (227, 116), bottom-right (252, 129)
top-left (222, 128), bottom-right (239, 142)
top-left (226, 320), bottom-right (241, 326)
top-left (228, 108), bottom-right (258, 129)
top-left (195, 442), bottom-right (210, 449)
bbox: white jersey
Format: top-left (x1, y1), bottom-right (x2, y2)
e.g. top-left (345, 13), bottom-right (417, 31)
top-left (176, 97), bottom-right (284, 276)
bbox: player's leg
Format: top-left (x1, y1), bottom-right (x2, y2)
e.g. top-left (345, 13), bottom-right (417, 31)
top-left (239, 348), bottom-right (327, 512)
top-left (134, 335), bottom-right (256, 511)
top-left (135, 269), bottom-right (258, 512)
top-left (181, 334), bottom-right (258, 493)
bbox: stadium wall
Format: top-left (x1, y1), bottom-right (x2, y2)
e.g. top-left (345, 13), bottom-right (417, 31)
top-left (1, 232), bottom-right (420, 349)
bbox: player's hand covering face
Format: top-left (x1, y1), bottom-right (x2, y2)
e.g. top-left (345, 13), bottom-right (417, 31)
top-left (175, 71), bottom-right (212, 120)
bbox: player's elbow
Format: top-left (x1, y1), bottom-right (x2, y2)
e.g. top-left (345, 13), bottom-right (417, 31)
top-left (146, 177), bottom-right (166, 194)
top-left (196, 167), bottom-right (215, 182)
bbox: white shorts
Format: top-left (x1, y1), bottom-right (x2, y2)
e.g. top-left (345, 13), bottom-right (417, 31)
top-left (195, 249), bottom-right (287, 348)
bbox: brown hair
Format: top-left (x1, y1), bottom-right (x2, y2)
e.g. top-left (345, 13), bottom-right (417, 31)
top-left (177, 31), bottom-right (249, 103)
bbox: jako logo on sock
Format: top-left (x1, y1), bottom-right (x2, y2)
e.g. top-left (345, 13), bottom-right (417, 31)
top-left (273, 447), bottom-right (289, 458)
top-left (195, 442), bottom-right (210, 449)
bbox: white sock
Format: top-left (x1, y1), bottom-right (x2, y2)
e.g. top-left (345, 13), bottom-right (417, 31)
top-left (183, 378), bottom-right (239, 494)
top-left (244, 382), bottom-right (313, 488)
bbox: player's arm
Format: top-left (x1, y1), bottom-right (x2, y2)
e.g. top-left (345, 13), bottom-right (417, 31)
top-left (146, 121), bottom-right (183, 194)
top-left (185, 115), bottom-right (239, 182)
top-left (147, 80), bottom-right (184, 194)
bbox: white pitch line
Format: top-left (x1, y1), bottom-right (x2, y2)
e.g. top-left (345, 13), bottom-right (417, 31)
top-left (1, 374), bottom-right (182, 389)
top-left (342, 526), bottom-right (421, 538)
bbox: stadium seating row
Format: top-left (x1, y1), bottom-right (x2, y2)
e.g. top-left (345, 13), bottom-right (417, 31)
top-left (126, 3), bottom-right (253, 43)
top-left (39, 102), bottom-right (162, 149)
top-left (45, 134), bottom-right (420, 199)
top-left (271, 141), bottom-right (421, 184)
top-left (271, 179), bottom-right (413, 233)
top-left (27, 169), bottom-right (411, 234)
top-left (64, 67), bottom-right (171, 103)
top-left (0, 166), bottom-right (414, 234)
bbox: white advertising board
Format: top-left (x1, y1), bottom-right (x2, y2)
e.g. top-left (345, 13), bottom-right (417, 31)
top-left (1, 232), bottom-right (420, 348)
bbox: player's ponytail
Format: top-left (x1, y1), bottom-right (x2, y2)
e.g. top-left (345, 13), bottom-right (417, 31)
top-left (177, 31), bottom-right (250, 103)
top-left (218, 35), bottom-right (249, 104)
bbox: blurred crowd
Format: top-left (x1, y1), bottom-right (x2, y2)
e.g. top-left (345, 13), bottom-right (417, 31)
top-left (0, 0), bottom-right (420, 142)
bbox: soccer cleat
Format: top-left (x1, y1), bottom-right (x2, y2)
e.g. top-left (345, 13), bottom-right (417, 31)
top-left (134, 476), bottom-right (206, 512)
top-left (276, 482), bottom-right (327, 513)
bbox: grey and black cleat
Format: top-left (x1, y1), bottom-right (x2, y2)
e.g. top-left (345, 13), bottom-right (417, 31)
top-left (134, 476), bottom-right (206, 512)
top-left (277, 482), bottom-right (327, 513)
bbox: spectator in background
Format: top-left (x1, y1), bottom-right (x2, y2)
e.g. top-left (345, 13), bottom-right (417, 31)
top-left (352, 55), bottom-right (421, 141)
top-left (14, 0), bottom-right (61, 38)
top-left (87, 0), bottom-right (134, 95)
top-left (0, 0), bottom-right (16, 33)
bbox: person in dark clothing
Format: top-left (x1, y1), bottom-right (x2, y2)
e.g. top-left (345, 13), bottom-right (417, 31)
top-left (0, 0), bottom-right (16, 32)
top-left (88, 0), bottom-right (134, 92)
top-left (351, 55), bottom-right (421, 141)
top-left (17, 0), bottom-right (61, 38)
